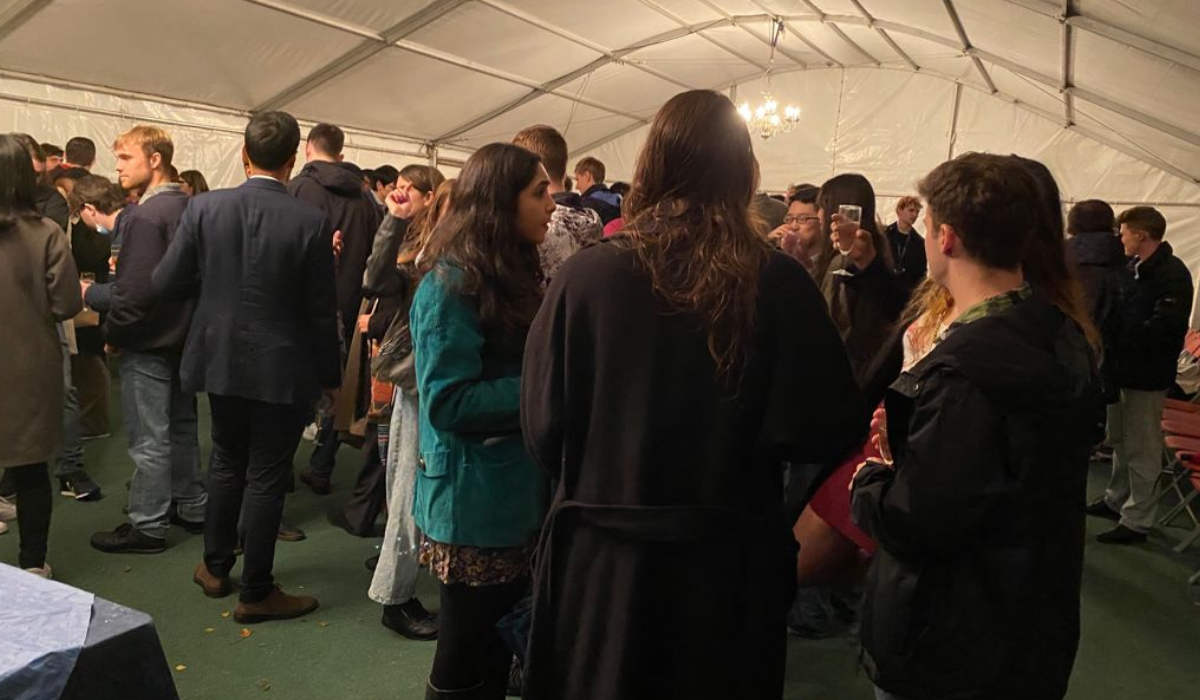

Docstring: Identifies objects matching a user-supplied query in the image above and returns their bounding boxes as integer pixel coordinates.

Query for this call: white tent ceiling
[1,0,1198,180]
[3,0,1200,278]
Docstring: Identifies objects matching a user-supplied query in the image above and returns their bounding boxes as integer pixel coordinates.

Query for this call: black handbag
[371,314,417,393]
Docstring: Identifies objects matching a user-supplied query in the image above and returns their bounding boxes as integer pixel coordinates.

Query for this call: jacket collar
[1133,241,1174,279]
[241,177,288,194]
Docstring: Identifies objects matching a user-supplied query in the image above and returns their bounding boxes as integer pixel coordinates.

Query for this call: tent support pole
[949,82,962,160]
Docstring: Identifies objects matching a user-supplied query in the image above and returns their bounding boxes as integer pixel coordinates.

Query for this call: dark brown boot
[233,587,319,624]
[193,562,232,598]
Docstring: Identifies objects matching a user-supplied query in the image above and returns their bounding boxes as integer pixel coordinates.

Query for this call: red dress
[808,439,879,553]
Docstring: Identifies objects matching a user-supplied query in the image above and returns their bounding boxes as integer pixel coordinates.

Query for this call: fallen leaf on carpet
[175,665,187,672]
[240,628,253,638]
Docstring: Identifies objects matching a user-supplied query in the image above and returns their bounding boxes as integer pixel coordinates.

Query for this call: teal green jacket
[409,264,548,548]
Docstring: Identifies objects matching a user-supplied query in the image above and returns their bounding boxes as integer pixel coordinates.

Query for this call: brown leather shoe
[193,562,232,598]
[234,587,319,624]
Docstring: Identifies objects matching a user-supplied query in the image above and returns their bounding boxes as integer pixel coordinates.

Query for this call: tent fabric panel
[582,122,649,187]
[277,0,438,32]
[452,93,638,152]
[833,70,956,194]
[625,32,764,87]
[1072,30,1200,142]
[638,0,724,24]
[406,2,603,83]
[954,0,1062,80]
[790,22,878,67]
[556,63,690,120]
[986,63,1070,121]
[282,48,531,140]
[492,0,680,49]
[1075,0,1200,61]
[0,0,364,110]
[835,23,911,67]
[856,0,960,40]
[1071,101,1200,190]
[700,23,803,69]
[954,87,1200,204]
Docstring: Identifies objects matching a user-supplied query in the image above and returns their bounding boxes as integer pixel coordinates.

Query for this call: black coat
[824,254,907,385]
[885,223,927,298]
[35,185,69,233]
[288,161,382,339]
[852,295,1096,700]
[1107,242,1193,391]
[152,178,341,407]
[521,241,864,700]
[100,189,194,353]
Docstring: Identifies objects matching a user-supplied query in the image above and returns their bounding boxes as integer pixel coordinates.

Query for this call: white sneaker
[24,563,52,579]
[0,520,7,535]
[0,495,15,522]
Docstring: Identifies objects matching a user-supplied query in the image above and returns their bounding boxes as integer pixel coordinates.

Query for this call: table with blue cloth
[0,564,179,700]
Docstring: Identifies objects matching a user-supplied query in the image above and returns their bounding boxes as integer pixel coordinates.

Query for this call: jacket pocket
[418,450,452,478]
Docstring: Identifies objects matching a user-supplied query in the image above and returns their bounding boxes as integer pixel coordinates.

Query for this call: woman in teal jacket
[409,142,556,700]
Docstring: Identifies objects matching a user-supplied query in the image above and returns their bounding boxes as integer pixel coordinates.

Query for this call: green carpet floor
[3,390,1200,699]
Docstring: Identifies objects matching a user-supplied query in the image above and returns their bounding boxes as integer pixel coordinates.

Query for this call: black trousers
[5,463,51,569]
[204,395,305,603]
[339,435,387,535]
[431,578,526,698]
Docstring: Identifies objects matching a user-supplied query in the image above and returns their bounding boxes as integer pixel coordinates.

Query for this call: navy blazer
[152,178,341,407]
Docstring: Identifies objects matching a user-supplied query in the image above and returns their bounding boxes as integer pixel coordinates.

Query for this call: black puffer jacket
[852,295,1096,700]
[288,161,381,339]
[1108,241,1194,391]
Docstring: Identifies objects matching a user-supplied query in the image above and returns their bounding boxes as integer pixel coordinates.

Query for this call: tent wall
[0,73,466,188]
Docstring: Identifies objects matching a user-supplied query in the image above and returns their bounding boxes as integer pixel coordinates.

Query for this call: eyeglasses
[784,215,820,225]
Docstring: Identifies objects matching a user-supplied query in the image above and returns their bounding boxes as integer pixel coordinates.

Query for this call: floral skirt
[419,538,534,587]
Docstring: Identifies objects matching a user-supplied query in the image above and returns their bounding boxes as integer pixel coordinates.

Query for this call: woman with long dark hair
[521,90,865,700]
[817,173,905,383]
[409,143,554,699]
[0,134,84,576]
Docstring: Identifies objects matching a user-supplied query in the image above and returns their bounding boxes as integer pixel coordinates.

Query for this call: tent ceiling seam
[249,0,468,114]
[847,0,919,70]
[0,0,55,44]
[747,1,841,67]
[942,0,998,93]
[477,0,696,90]
[1062,0,1076,125]
[695,0,811,67]
[634,1,768,72]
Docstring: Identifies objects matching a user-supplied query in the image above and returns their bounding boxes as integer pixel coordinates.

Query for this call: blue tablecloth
[0,564,93,700]
[0,564,179,700]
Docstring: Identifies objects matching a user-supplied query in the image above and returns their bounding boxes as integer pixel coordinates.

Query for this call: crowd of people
[0,86,1194,700]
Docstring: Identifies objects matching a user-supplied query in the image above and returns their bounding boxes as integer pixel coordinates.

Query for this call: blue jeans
[55,325,84,479]
[121,351,206,538]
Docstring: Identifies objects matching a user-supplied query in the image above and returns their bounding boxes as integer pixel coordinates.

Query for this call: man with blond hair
[85,125,206,554]
[885,195,926,299]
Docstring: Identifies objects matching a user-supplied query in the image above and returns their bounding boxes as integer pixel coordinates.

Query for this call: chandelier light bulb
[741,91,803,140]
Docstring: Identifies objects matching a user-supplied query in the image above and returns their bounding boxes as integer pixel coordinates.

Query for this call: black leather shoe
[91,523,166,554]
[1097,524,1148,544]
[382,598,438,641]
[365,554,379,571]
[1085,499,1121,522]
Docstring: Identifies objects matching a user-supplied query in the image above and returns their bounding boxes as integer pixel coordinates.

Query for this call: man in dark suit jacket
[153,111,341,623]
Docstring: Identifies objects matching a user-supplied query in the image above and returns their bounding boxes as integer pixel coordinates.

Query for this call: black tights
[7,463,51,569]
[430,578,526,699]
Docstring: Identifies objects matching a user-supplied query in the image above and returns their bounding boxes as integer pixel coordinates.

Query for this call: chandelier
[738,19,801,140]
